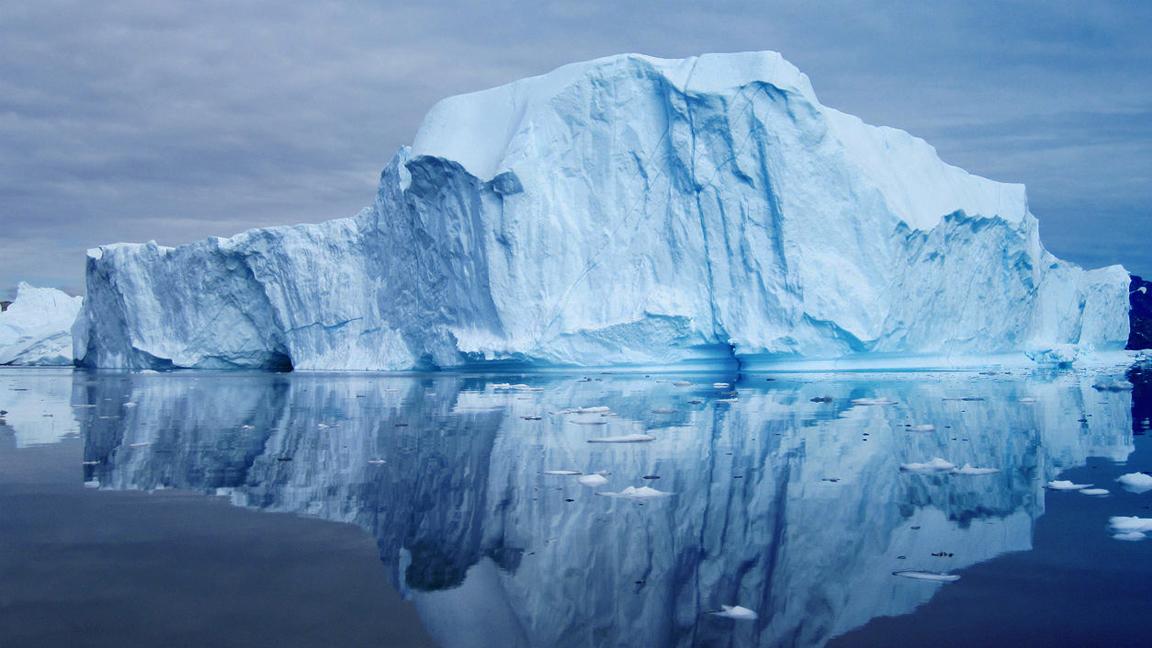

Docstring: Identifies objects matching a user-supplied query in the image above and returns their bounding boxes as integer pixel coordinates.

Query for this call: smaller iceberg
[900,458,956,473]
[1116,472,1152,494]
[0,283,82,366]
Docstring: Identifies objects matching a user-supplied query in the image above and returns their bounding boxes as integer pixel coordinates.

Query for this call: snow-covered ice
[0,283,82,366]
[1116,472,1152,493]
[952,464,1000,476]
[74,51,1132,371]
[597,486,673,499]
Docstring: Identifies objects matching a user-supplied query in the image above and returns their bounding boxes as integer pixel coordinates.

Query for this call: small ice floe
[852,398,895,406]
[587,434,656,443]
[571,406,611,414]
[1109,516,1152,541]
[123,402,137,408]
[673,381,693,387]
[128,442,152,448]
[83,480,100,489]
[951,464,999,476]
[367,458,387,465]
[543,470,582,476]
[900,458,956,473]
[1092,379,1133,392]
[577,474,609,488]
[709,605,757,621]
[716,398,739,403]
[81,460,100,466]
[713,382,730,389]
[317,423,331,429]
[1046,480,1092,491]
[892,570,960,583]
[597,486,672,499]
[1018,397,1038,404]
[512,384,544,392]
[910,424,936,432]
[491,383,513,390]
[1080,488,1110,496]
[1117,472,1152,494]
[240,424,255,430]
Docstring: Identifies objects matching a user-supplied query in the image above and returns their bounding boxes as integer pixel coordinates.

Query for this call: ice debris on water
[597,486,672,499]
[951,464,1000,476]
[587,434,656,443]
[900,458,955,473]
[577,474,609,488]
[543,470,582,476]
[1109,516,1152,541]
[1116,472,1152,494]
[1080,488,1109,496]
[910,424,935,432]
[709,605,757,621]
[712,383,730,389]
[892,570,960,583]
[1046,480,1093,491]
[852,398,896,406]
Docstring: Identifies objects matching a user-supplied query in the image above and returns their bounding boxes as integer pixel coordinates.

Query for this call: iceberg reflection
[76,370,1135,647]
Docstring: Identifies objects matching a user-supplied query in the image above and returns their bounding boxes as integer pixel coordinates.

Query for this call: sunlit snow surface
[3,365,1151,646]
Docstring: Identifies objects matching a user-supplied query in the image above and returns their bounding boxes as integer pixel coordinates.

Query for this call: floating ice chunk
[577,474,609,488]
[368,458,387,465]
[83,480,100,489]
[716,398,738,403]
[852,398,896,406]
[1018,397,1038,404]
[900,457,955,473]
[712,383,730,389]
[571,406,611,414]
[672,381,692,387]
[1113,531,1147,541]
[1080,488,1110,496]
[597,486,672,499]
[127,442,151,448]
[1109,517,1152,537]
[893,570,960,582]
[1092,379,1134,392]
[952,464,999,476]
[910,424,935,432]
[587,434,656,443]
[543,470,582,476]
[709,605,757,620]
[1117,472,1152,494]
[1047,480,1092,491]
[123,402,137,408]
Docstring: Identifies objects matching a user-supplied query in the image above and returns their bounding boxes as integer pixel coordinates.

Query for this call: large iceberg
[0,283,82,366]
[76,51,1130,371]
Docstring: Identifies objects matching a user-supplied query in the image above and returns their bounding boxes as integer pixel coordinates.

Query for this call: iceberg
[0,283,83,366]
[75,51,1131,371]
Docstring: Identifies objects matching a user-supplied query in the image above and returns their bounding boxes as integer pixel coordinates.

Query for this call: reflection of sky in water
[1,367,1147,646]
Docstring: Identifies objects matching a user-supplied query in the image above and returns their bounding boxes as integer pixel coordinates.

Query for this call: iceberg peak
[75,51,1130,371]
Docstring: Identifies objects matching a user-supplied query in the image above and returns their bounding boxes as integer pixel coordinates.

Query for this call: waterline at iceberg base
[75,51,1130,372]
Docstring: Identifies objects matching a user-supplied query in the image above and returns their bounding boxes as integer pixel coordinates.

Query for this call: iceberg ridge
[76,51,1130,371]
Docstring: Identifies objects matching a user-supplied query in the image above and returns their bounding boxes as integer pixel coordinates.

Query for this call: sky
[1,0,1149,298]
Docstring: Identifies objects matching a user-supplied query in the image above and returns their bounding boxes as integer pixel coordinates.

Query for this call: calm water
[1,366,1150,647]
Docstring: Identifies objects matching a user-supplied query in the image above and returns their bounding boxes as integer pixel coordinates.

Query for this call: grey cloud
[1,0,1149,298]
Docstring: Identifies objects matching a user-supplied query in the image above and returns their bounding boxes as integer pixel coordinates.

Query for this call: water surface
[1,366,1150,647]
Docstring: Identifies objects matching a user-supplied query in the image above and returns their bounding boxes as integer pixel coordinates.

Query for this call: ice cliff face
[76,51,1130,371]
[0,283,82,366]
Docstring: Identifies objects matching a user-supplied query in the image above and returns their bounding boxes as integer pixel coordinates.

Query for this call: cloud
[1,0,1149,297]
